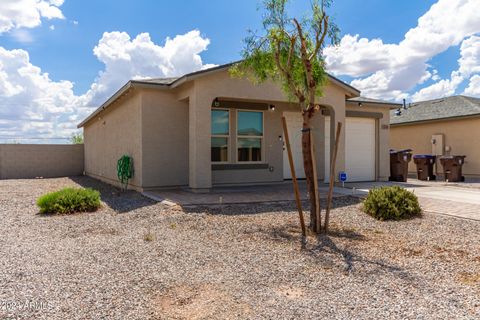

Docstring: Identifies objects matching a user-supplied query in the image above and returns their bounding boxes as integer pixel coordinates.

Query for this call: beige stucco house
[390,95,480,177]
[78,63,398,191]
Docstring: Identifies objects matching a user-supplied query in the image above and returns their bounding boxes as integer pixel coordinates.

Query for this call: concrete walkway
[143,181,344,206]
[337,179,480,221]
[143,179,480,221]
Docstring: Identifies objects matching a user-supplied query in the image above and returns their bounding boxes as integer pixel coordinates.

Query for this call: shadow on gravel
[182,197,361,216]
[68,176,157,213]
[310,235,412,279]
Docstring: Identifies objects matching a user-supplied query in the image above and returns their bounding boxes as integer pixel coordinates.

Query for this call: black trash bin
[389,149,412,182]
[439,155,466,182]
[413,155,436,181]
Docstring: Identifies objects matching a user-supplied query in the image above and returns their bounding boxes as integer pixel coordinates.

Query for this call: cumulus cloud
[411,34,480,100]
[325,0,480,101]
[84,30,213,106]
[0,30,214,142]
[0,0,65,33]
[464,74,480,96]
[0,47,80,142]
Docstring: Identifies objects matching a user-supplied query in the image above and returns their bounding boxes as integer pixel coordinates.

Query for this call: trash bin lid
[439,155,466,159]
[390,149,412,154]
[413,154,435,159]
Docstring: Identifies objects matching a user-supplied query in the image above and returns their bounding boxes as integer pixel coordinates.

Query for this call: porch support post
[188,89,212,190]
[333,102,346,179]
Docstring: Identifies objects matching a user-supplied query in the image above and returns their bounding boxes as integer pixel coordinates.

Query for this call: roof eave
[327,74,360,98]
[77,81,171,128]
[390,113,480,126]
[78,62,362,128]
[347,99,402,109]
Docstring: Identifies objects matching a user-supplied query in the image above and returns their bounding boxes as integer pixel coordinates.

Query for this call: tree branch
[293,18,316,110]
[274,39,305,102]
[309,14,329,60]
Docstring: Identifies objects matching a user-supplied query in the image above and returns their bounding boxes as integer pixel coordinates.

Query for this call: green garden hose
[117,155,133,191]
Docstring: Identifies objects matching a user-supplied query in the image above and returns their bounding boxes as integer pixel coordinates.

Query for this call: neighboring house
[390,95,480,177]
[78,63,399,191]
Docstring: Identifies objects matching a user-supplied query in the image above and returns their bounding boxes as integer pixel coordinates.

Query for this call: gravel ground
[0,177,479,320]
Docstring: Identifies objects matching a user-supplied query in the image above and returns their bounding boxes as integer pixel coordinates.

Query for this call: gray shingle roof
[390,95,480,125]
[347,96,402,106]
[134,77,179,85]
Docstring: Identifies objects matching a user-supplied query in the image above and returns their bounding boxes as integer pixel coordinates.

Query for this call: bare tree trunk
[301,109,319,232]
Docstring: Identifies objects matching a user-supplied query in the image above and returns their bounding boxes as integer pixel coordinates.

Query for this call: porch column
[332,102,346,179]
[188,90,213,190]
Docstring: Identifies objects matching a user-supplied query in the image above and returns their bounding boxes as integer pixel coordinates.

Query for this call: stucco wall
[390,117,480,176]
[0,144,84,179]
[83,90,143,190]
[141,89,189,188]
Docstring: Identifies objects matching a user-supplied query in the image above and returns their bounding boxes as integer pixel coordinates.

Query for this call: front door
[283,112,305,179]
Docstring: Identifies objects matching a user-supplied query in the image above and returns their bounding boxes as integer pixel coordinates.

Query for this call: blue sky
[0,0,479,142]
[2,0,438,94]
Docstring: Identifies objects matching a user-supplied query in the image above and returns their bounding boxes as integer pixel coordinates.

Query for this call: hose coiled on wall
[117,155,133,191]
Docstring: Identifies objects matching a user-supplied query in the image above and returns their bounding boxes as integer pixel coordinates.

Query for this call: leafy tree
[71,133,84,144]
[231,0,339,233]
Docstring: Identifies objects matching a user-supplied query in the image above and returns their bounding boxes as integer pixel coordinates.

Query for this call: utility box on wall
[431,134,444,156]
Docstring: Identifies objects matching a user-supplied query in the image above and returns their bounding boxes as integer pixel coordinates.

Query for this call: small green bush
[37,187,101,214]
[362,186,421,221]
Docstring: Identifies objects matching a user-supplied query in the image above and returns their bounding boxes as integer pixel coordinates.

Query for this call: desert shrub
[362,186,421,221]
[37,187,101,214]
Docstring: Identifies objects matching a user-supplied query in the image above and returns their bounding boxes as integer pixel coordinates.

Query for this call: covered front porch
[184,71,347,191]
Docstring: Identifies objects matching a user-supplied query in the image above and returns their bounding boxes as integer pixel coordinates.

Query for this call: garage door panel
[325,117,376,182]
[346,118,376,182]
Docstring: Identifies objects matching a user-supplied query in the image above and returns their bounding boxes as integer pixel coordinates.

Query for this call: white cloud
[458,35,480,77]
[411,34,480,100]
[84,30,213,106]
[0,47,80,142]
[49,25,55,31]
[10,29,34,43]
[464,74,480,96]
[0,0,65,33]
[325,0,480,101]
[0,30,214,142]
[412,72,464,101]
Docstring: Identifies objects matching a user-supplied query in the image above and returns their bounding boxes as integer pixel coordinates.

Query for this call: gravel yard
[0,177,479,319]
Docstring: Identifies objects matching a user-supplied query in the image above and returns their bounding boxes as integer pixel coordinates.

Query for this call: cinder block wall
[0,144,84,179]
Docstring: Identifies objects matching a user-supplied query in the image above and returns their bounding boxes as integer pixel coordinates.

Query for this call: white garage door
[325,117,376,182]
[283,112,306,179]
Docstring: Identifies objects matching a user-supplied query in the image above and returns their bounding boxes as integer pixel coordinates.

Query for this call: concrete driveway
[338,179,480,221]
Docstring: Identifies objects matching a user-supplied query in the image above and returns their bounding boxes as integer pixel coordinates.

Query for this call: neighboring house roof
[78,62,361,128]
[390,95,480,125]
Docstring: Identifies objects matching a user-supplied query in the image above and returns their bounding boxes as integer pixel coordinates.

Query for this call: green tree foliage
[231,0,339,233]
[71,133,84,144]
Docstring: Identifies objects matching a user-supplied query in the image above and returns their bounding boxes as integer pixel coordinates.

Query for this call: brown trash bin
[413,155,436,181]
[440,155,466,182]
[389,149,412,182]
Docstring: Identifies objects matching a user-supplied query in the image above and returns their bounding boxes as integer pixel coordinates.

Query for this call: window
[211,109,229,162]
[237,111,263,162]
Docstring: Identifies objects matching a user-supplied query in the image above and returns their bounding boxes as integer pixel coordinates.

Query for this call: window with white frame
[237,111,263,162]
[211,109,230,162]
